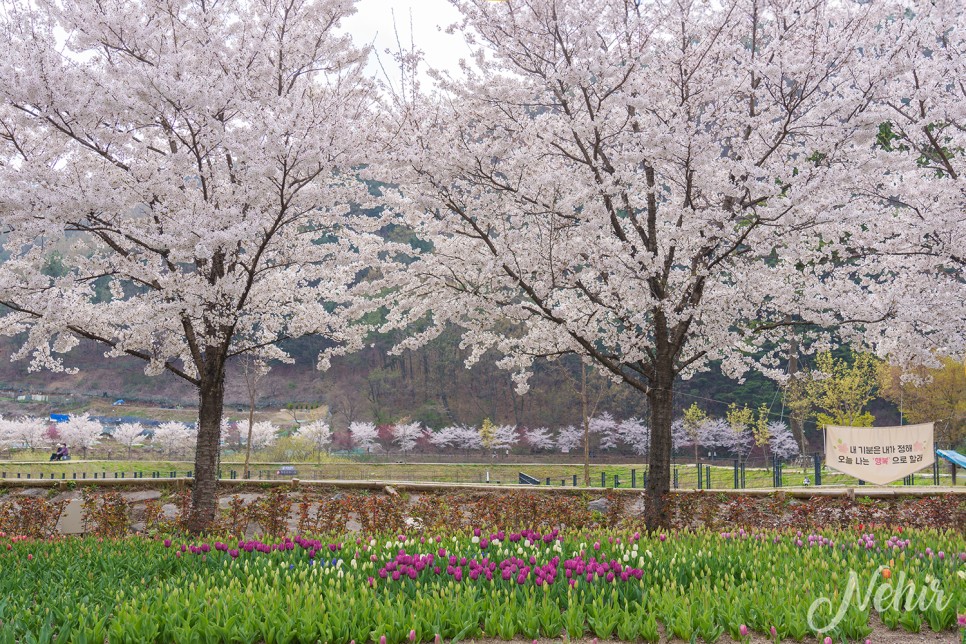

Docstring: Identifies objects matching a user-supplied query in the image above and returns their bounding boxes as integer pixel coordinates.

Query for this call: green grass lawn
[0,458,959,489]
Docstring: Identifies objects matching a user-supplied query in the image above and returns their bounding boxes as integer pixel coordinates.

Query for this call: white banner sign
[825,423,934,485]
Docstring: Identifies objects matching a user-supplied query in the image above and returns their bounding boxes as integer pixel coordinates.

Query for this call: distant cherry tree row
[0,411,798,461]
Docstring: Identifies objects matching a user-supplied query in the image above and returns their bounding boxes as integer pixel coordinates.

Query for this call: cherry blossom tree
[0,416,51,452]
[451,425,483,453]
[382,0,958,528]
[151,422,194,459]
[391,422,422,455]
[111,422,146,459]
[61,414,103,458]
[849,3,966,369]
[698,418,735,455]
[617,418,650,457]
[522,427,554,452]
[0,417,11,450]
[0,0,386,531]
[299,420,333,462]
[671,420,692,453]
[237,421,279,451]
[349,421,379,454]
[590,413,620,451]
[768,421,801,462]
[489,424,519,455]
[555,425,582,454]
[424,425,458,451]
[729,424,755,461]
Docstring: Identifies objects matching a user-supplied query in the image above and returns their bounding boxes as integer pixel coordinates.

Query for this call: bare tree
[241,357,269,480]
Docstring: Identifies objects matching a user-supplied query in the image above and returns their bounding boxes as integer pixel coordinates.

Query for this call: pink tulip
[409,630,416,642]
[380,636,387,644]
[739,624,748,637]
[824,638,833,644]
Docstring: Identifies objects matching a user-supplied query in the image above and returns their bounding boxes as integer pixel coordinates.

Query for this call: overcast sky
[343,0,469,75]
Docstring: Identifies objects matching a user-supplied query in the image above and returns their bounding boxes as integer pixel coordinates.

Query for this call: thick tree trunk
[188,370,226,533]
[644,363,674,531]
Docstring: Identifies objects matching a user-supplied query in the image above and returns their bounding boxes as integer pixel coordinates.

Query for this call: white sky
[343,0,470,76]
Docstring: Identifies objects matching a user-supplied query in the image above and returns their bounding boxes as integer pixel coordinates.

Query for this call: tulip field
[1,525,964,643]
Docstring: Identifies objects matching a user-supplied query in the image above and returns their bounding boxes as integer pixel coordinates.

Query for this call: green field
[0,458,959,489]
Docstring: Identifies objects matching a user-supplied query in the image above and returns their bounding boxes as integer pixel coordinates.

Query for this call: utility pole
[582,364,590,487]
[787,332,806,459]
[242,357,269,479]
